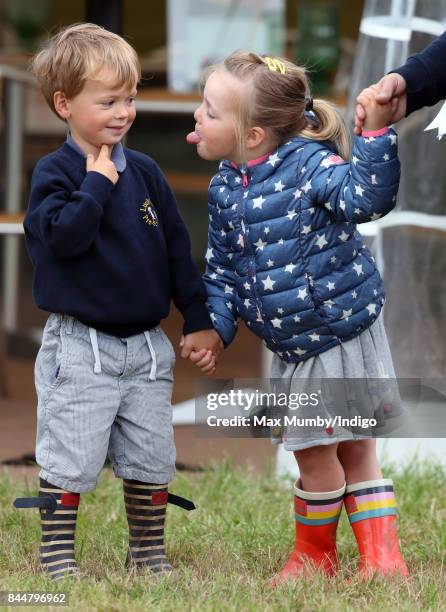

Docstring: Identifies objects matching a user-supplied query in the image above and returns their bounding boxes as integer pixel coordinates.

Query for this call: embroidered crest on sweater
[140,198,158,226]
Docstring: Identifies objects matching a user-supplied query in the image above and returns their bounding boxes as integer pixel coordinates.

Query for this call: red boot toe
[270,481,345,586]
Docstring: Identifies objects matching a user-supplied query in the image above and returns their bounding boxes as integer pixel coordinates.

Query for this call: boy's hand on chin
[86,144,119,184]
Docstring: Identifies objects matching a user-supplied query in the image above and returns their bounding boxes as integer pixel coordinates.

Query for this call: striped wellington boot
[123,480,173,575]
[271,481,345,585]
[14,479,80,580]
[344,478,408,578]
[39,480,80,580]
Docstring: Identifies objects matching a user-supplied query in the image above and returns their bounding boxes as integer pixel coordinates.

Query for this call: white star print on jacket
[203,130,399,361]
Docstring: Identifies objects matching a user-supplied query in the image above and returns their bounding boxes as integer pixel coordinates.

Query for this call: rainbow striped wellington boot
[344,478,409,578]
[123,480,177,575]
[14,478,80,580]
[271,481,345,585]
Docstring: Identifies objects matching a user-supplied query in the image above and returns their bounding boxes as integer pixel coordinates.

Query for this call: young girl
[186,52,408,583]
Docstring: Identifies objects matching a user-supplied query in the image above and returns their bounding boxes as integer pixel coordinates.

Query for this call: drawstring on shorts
[144,331,157,381]
[89,327,102,374]
[88,326,157,381]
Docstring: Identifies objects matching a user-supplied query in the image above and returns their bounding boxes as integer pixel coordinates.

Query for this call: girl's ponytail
[299,98,351,160]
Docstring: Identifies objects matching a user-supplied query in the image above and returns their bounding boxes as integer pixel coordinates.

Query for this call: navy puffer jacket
[203,130,399,362]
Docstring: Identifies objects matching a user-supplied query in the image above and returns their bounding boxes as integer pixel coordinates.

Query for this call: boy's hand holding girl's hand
[180,329,224,376]
[86,144,119,184]
[356,84,399,132]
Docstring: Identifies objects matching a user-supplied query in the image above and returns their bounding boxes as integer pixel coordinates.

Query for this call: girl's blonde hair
[213,51,350,162]
[31,23,141,116]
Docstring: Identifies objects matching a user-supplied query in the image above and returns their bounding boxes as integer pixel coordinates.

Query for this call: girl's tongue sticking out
[186,131,201,144]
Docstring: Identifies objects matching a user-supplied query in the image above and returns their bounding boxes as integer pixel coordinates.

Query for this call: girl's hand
[356,85,396,132]
[354,73,407,135]
[189,348,217,376]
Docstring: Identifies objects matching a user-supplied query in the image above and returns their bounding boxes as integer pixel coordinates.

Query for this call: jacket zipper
[238,168,272,335]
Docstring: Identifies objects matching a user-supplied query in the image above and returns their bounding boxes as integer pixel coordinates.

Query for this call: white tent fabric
[347,0,446,377]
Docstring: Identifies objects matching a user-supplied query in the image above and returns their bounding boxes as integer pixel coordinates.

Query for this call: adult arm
[354,31,446,134]
[393,30,446,116]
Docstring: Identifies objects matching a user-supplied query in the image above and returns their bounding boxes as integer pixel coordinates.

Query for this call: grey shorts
[35,314,176,493]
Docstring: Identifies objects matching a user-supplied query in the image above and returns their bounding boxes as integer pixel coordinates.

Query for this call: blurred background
[0,0,445,473]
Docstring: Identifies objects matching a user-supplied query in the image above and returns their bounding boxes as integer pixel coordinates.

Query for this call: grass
[0,460,445,611]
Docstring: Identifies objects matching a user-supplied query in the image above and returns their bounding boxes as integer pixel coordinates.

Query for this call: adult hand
[86,144,119,184]
[354,73,407,135]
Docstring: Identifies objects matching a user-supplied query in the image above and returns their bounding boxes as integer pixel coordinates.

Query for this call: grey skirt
[269,315,404,451]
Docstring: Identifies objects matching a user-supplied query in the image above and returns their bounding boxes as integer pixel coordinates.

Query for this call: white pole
[3,81,25,333]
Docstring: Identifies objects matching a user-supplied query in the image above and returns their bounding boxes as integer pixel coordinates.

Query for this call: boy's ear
[53,91,70,120]
[246,126,266,150]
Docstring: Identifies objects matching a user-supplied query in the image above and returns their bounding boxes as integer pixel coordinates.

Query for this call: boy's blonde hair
[210,51,350,162]
[31,23,141,115]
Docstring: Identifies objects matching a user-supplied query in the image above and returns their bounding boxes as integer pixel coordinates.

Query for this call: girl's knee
[338,438,376,464]
[294,444,338,470]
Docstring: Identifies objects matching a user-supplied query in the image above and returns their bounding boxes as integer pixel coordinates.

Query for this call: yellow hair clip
[264,57,286,74]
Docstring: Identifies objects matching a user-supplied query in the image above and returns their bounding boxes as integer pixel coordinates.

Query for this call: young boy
[14,23,222,581]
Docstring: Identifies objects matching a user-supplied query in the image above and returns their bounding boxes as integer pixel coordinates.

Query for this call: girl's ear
[53,91,70,120]
[246,126,266,150]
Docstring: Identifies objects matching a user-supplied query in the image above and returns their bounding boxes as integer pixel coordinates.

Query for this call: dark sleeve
[24,160,114,260]
[392,30,446,116]
[151,164,213,336]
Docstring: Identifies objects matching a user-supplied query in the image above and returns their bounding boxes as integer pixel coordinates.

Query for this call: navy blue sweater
[394,30,446,116]
[24,143,213,337]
